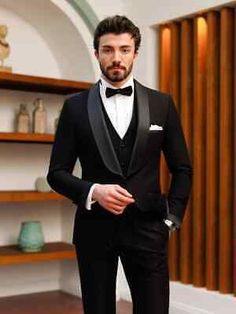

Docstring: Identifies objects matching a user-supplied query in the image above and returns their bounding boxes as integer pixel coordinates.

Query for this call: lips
[109,67,125,71]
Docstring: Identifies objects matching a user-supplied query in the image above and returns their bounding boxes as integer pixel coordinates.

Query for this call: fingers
[103,199,128,214]
[107,192,134,206]
[115,185,133,198]
[111,185,135,204]
[92,184,135,215]
[109,198,132,207]
[106,204,126,215]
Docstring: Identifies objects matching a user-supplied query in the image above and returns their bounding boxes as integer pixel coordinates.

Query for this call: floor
[0,290,132,314]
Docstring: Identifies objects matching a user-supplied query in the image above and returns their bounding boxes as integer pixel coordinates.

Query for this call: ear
[94,50,99,60]
[134,51,138,60]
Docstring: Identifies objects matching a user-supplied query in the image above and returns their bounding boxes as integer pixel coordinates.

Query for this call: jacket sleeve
[47,99,93,207]
[162,95,193,227]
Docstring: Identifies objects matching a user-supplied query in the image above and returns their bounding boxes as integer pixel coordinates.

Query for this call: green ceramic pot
[18,221,44,252]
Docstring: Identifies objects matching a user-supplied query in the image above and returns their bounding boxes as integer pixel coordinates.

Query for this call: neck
[101,74,132,88]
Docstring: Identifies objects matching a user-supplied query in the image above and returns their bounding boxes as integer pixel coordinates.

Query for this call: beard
[99,61,133,83]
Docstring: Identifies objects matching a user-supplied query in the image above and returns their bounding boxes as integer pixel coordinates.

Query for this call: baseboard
[118,276,236,314]
[170,282,236,314]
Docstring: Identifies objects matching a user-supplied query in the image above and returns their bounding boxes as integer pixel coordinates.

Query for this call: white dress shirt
[85,76,134,209]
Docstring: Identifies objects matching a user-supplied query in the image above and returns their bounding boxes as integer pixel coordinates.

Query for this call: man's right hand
[92,184,135,215]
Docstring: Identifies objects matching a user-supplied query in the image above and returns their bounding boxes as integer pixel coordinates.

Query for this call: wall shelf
[0,132,54,144]
[0,72,93,94]
[0,72,89,300]
[0,191,66,202]
[0,242,76,265]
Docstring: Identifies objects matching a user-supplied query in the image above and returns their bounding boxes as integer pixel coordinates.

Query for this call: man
[47,15,192,314]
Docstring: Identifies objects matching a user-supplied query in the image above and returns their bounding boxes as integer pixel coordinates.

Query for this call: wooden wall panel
[219,7,234,294]
[179,19,193,284]
[192,16,207,287]
[168,22,181,281]
[205,11,220,291]
[234,8,236,297]
[158,4,235,295]
[170,22,181,105]
[158,26,171,197]
[158,25,171,93]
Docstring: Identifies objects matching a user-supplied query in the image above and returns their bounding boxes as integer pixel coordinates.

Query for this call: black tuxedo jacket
[47,80,192,244]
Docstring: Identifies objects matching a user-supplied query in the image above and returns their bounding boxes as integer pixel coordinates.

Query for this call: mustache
[107,63,126,70]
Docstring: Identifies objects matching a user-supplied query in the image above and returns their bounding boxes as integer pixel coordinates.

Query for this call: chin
[110,76,125,82]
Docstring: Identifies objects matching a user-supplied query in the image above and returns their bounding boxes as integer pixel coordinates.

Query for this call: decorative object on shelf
[16,103,30,133]
[35,176,51,192]
[54,109,61,133]
[18,221,44,252]
[0,25,12,72]
[33,98,47,134]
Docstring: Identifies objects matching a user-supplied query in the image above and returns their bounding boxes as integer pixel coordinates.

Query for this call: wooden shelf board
[0,191,66,202]
[0,72,93,94]
[0,242,76,265]
[0,132,54,143]
[0,291,131,314]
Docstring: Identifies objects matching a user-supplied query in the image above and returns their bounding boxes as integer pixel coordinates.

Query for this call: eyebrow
[101,45,132,48]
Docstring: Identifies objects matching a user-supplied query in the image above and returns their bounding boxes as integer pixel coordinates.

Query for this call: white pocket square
[149,124,163,131]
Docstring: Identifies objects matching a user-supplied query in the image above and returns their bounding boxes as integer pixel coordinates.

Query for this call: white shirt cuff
[85,184,98,210]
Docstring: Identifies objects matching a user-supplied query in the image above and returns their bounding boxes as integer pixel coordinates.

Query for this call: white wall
[88,0,126,19]
[126,0,233,25]
[0,5,60,77]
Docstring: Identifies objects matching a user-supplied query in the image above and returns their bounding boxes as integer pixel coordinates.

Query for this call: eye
[101,47,112,54]
[121,47,131,54]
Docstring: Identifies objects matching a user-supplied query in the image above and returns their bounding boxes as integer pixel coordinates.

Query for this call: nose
[112,50,122,63]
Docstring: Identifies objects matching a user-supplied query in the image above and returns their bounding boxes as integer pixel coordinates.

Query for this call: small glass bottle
[33,98,47,134]
[16,103,30,133]
[54,109,61,133]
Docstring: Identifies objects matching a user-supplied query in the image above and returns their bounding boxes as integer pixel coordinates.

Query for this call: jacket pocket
[137,192,168,219]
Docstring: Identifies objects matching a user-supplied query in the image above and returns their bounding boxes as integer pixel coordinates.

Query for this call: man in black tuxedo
[47,15,192,314]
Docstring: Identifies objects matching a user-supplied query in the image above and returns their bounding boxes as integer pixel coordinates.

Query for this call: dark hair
[93,15,141,53]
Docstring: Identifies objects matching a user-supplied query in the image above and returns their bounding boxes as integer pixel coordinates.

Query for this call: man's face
[95,33,137,86]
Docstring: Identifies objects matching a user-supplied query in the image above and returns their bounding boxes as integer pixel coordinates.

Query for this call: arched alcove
[0,0,99,81]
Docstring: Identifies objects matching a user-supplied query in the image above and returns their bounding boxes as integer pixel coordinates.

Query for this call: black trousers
[75,207,169,314]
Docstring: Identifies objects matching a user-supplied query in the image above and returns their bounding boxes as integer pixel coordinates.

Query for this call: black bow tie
[105,86,133,98]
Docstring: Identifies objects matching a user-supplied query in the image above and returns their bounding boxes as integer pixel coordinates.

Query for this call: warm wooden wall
[158,6,235,294]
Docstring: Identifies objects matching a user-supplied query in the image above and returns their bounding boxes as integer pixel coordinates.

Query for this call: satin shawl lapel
[127,80,150,177]
[87,82,123,177]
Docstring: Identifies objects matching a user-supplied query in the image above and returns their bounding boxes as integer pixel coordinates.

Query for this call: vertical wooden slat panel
[159,25,171,93]
[205,11,220,291]
[168,22,181,281]
[192,16,207,287]
[170,22,181,106]
[219,7,234,294]
[180,19,193,284]
[158,26,171,204]
[234,8,236,297]
[158,4,235,296]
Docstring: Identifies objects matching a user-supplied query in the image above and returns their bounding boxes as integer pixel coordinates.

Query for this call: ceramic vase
[18,221,44,252]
